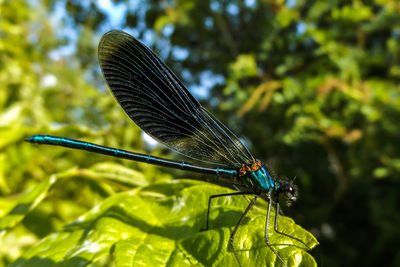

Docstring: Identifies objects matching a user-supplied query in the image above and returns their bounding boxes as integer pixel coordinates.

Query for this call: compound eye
[285,185,295,197]
[283,184,297,205]
[289,186,294,193]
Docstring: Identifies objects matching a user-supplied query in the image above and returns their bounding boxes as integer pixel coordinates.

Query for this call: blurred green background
[1,0,399,266]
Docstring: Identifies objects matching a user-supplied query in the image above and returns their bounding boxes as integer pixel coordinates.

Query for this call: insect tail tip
[25,136,38,143]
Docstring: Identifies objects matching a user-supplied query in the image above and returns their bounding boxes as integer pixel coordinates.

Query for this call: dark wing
[98,30,253,168]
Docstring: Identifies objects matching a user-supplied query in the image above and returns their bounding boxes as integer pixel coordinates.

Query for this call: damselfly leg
[205,191,255,230]
[273,202,311,250]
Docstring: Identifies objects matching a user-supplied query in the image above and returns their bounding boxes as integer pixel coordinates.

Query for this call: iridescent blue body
[27,135,238,179]
[28,135,279,194]
[244,165,277,194]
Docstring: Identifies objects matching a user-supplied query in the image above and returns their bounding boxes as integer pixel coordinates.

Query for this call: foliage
[1,0,400,266]
[7,179,317,267]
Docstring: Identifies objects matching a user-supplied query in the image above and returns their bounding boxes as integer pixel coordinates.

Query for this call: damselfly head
[278,178,298,206]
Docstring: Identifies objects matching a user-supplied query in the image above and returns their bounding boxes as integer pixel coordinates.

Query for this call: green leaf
[11,180,318,266]
[0,162,150,236]
[87,162,150,187]
[0,174,57,234]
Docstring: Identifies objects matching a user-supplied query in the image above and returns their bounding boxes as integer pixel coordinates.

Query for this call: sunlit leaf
[10,180,318,267]
[0,175,57,234]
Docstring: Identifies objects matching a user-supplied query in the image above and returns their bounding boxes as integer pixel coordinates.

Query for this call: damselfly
[27,30,311,266]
